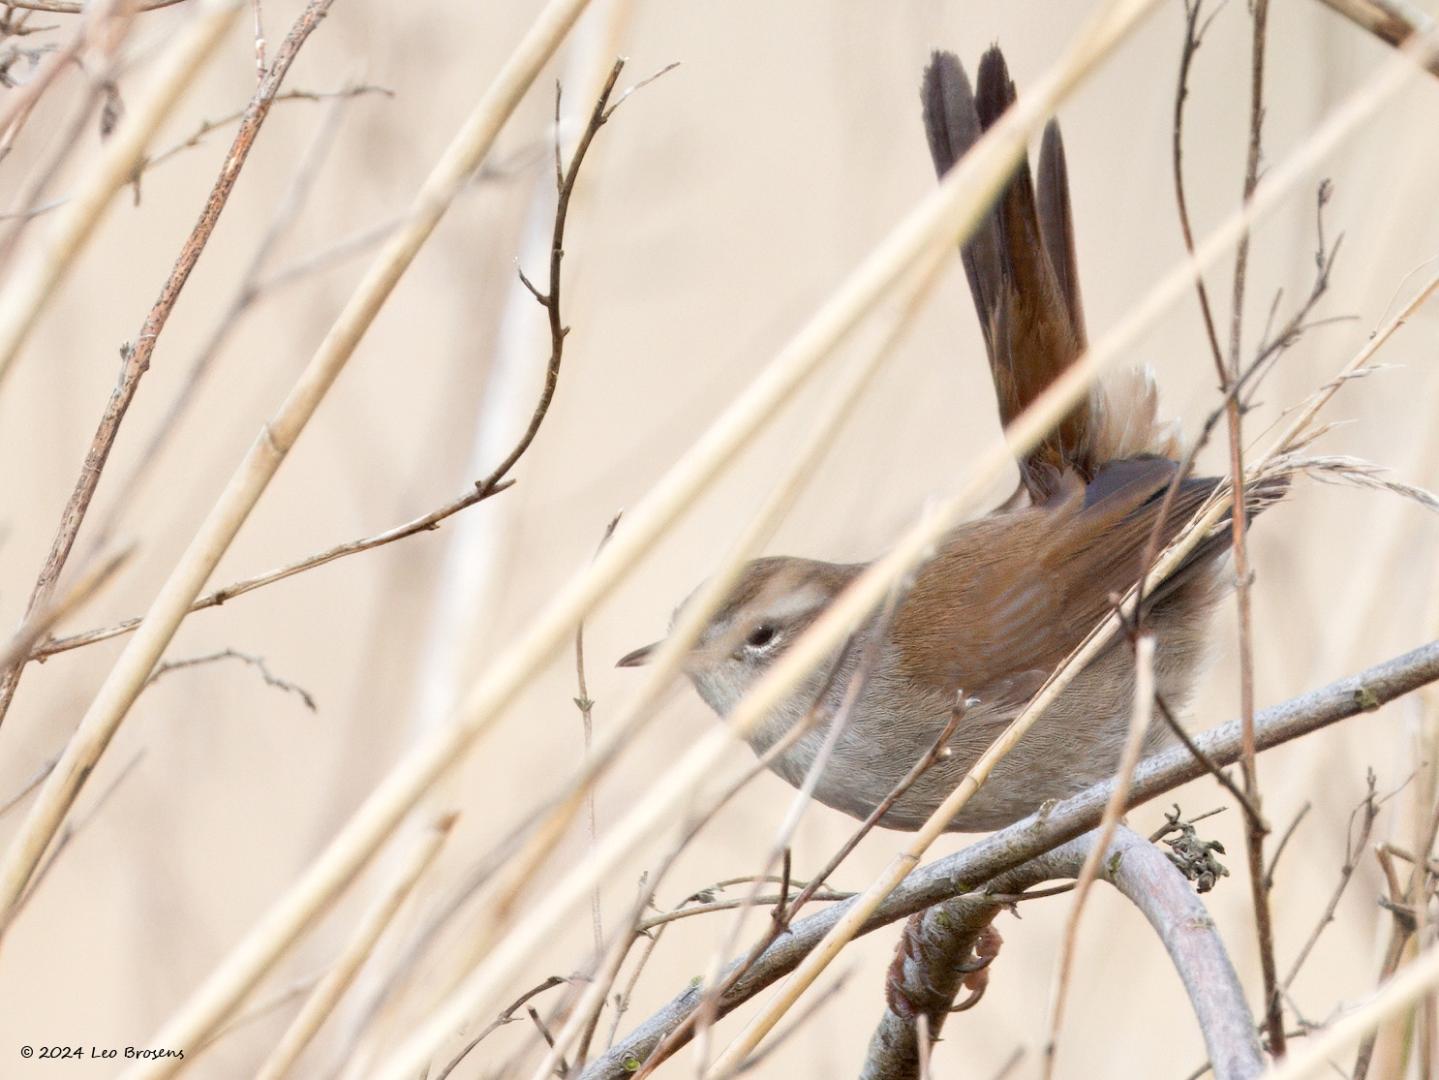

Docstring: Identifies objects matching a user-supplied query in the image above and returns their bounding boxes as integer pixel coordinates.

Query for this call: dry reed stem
[435,10,1434,1075]
[252,814,455,1080]
[367,5,1181,1077]
[1,0,595,1055]
[1264,945,1439,1080]
[32,480,518,660]
[126,14,1432,1080]
[161,11,1112,1075]
[702,23,1439,1077]
[0,547,129,676]
[0,0,344,730]
[1042,633,1156,1078]
[590,641,1439,1078]
[1317,0,1439,76]
[0,0,242,390]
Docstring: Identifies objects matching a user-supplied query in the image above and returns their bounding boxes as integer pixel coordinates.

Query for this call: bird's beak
[616,641,661,668]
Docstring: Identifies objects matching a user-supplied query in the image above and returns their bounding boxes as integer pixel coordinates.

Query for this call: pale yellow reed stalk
[0,0,597,946]
[704,25,1439,1075]
[1042,633,1155,1078]
[365,4,1173,1078]
[0,0,243,389]
[520,252,952,1080]
[117,2,1127,1073]
[1263,946,1439,1080]
[253,814,453,1080]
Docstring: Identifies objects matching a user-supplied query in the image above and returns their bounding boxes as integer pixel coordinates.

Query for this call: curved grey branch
[860,840,1082,1080]
[1098,829,1264,1079]
[581,639,1439,1079]
[860,828,1261,1080]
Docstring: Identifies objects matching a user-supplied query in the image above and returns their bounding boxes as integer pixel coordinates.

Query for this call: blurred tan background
[0,1,1437,1076]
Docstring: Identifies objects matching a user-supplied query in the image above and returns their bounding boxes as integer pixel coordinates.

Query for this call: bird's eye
[745,624,778,650]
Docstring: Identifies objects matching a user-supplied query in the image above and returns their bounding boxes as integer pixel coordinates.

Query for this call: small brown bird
[619,47,1283,832]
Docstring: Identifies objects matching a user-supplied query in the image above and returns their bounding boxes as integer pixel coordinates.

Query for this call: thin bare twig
[1264,801,1312,890]
[586,640,1439,1078]
[636,694,971,1079]
[2,0,185,11]
[1227,0,1285,1056]
[145,649,318,712]
[575,513,622,959]
[432,976,570,1080]
[0,0,341,730]
[100,86,368,523]
[1283,772,1380,990]
[0,85,392,225]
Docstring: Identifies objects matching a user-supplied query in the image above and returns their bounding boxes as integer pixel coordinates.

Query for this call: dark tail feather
[920,50,1002,362]
[1036,122,1085,350]
[920,47,1093,499]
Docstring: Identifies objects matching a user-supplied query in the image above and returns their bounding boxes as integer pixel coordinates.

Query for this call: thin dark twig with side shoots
[371,52,645,971]
[1168,4,1338,1053]
[1131,175,1339,830]
[588,640,1439,1079]
[1172,0,1229,386]
[0,0,342,731]
[636,696,972,1079]
[145,649,318,712]
[576,513,622,959]
[34,479,516,660]
[1227,1,1285,1057]
[26,83,633,664]
[324,63,666,1076]
[1282,771,1379,990]
[506,60,633,498]
[431,976,569,1080]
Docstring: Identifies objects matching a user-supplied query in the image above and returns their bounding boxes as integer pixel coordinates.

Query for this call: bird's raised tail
[920,47,1179,499]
